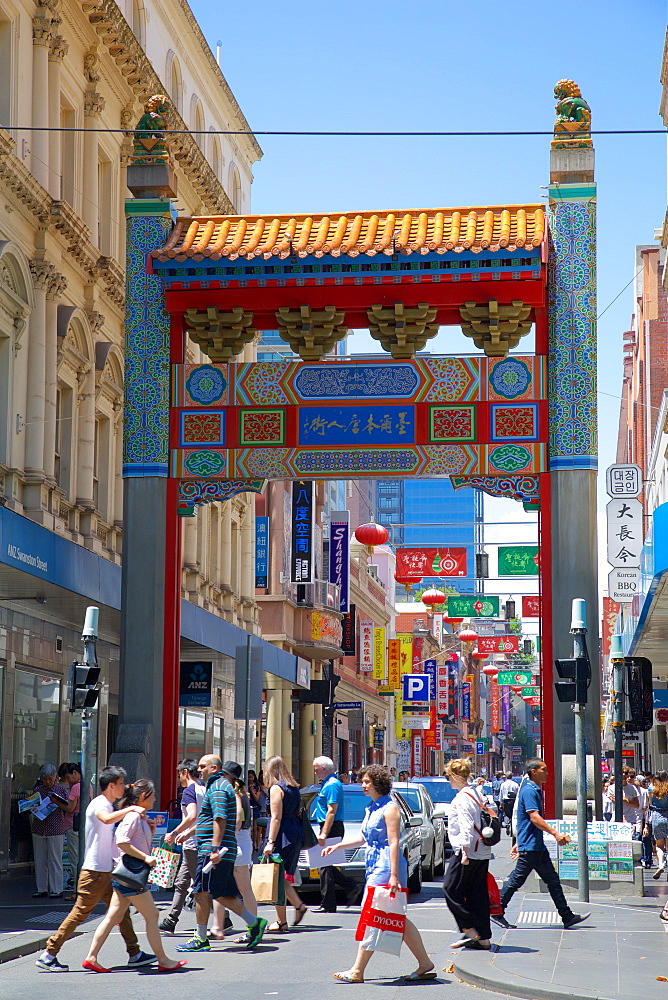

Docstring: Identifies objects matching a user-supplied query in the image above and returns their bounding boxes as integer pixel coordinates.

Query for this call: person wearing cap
[176,755,267,953]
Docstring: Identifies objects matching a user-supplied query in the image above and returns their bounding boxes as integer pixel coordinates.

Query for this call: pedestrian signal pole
[609,636,625,823]
[70,606,100,878]
[554,598,590,903]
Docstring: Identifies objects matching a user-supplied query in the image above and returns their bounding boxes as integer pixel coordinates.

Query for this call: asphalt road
[2,835,521,999]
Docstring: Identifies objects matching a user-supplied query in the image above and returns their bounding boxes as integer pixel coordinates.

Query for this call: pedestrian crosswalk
[515,911,562,924]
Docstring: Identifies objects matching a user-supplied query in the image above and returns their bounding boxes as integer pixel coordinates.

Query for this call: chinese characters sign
[447,596,500,618]
[396,547,467,579]
[342,604,356,655]
[360,620,374,672]
[300,405,414,445]
[606,463,642,498]
[388,639,401,688]
[373,627,386,680]
[477,635,519,654]
[522,595,541,617]
[290,481,313,583]
[606,498,642,567]
[498,545,539,576]
[255,515,269,588]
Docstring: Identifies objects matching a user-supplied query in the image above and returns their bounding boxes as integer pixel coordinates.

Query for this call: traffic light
[67,662,100,711]
[554,656,588,705]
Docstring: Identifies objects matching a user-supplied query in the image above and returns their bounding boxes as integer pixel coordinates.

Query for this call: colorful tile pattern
[451,475,540,503]
[547,186,597,470]
[239,409,285,445]
[177,479,265,516]
[491,404,538,441]
[429,406,476,442]
[180,411,225,446]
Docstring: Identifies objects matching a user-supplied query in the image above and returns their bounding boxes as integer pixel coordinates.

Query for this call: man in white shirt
[608,769,639,825]
[500,774,519,831]
[36,766,156,973]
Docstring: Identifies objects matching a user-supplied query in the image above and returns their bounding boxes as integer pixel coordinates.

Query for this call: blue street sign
[476,741,485,755]
[334,701,364,710]
[402,674,431,702]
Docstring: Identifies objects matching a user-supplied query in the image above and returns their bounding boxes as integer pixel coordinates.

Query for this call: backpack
[505,782,518,801]
[464,789,502,847]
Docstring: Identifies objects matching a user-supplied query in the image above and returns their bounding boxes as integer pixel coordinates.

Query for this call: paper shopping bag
[250,855,285,904]
[148,843,180,889]
[355,885,407,956]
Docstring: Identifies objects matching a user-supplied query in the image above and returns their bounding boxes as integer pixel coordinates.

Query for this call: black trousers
[500,850,574,922]
[442,851,491,941]
[319,820,357,910]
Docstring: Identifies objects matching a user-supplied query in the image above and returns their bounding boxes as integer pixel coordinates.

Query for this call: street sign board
[447,596,500,618]
[402,716,431,730]
[475,741,485,755]
[608,567,641,604]
[334,701,363,710]
[606,498,642,568]
[497,670,533,686]
[403,674,431,702]
[606,463,642,498]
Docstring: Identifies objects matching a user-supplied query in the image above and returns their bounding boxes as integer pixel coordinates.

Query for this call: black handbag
[300,807,318,850]
[112,853,151,893]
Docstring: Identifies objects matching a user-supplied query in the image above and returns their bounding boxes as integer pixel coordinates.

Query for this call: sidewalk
[453,879,668,1000]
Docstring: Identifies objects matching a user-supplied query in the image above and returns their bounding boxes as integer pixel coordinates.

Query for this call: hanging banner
[424,659,437,699]
[373,627,386,680]
[388,639,401,688]
[448,662,458,722]
[329,510,350,612]
[255,516,269,589]
[522,595,541,618]
[341,604,356,655]
[436,663,449,716]
[290,480,314,583]
[432,612,443,645]
[359,620,374,672]
[498,545,539,576]
[412,735,423,776]
[412,636,424,673]
[447,596,500,618]
[397,633,413,675]
[501,685,511,732]
[490,677,500,731]
[477,635,519,654]
[602,597,621,657]
[425,707,437,747]
[461,682,471,722]
[396,546,467,579]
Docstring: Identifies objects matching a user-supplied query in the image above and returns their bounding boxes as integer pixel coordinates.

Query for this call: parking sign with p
[402,674,431,702]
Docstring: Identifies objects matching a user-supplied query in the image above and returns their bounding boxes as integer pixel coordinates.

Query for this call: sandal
[660,910,668,922]
[403,970,437,981]
[333,972,364,983]
[267,921,289,933]
[293,904,308,926]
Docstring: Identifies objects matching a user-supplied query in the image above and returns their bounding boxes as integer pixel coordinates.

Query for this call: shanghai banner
[396,547,467,579]
[328,511,350,612]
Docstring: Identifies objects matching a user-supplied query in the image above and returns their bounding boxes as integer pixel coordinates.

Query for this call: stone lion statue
[552,79,591,148]
[132,94,173,165]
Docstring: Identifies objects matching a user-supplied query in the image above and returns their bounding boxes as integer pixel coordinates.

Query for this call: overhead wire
[4,126,668,137]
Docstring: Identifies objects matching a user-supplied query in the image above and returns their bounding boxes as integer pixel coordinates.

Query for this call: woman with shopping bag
[323,765,435,984]
[261,756,308,932]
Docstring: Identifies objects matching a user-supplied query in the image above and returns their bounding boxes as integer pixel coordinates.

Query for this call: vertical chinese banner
[448,661,458,721]
[397,633,413,675]
[490,678,500,731]
[395,693,409,740]
[373,627,386,680]
[461,682,471,721]
[432,613,443,645]
[601,597,620,657]
[328,511,350,612]
[359,621,374,672]
[290,481,314,583]
[388,639,401,688]
[412,636,424,673]
[501,685,511,732]
[341,604,356,655]
[436,664,449,716]
[255,515,269,588]
[412,734,423,777]
[425,706,437,747]
[424,658,437,700]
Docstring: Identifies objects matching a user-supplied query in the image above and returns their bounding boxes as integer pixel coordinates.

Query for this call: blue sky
[191,0,666,527]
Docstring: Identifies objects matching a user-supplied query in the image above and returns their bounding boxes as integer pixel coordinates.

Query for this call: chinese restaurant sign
[255,515,269,588]
[396,547,467,579]
[360,621,374,672]
[290,480,313,584]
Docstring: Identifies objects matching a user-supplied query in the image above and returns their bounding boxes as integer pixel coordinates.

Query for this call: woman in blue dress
[323,765,435,983]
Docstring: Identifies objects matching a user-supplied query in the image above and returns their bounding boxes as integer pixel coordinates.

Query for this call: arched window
[211,133,222,180]
[131,0,146,48]
[228,163,242,212]
[192,98,205,152]
[167,51,183,116]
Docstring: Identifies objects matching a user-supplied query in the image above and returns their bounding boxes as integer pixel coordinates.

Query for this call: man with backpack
[499,773,518,832]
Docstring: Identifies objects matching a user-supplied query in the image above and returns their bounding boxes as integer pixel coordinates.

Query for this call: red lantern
[395,573,421,600]
[458,624,478,644]
[510,684,523,693]
[354,521,389,555]
[421,587,447,608]
[445,617,463,626]
[471,648,487,660]
[482,663,499,676]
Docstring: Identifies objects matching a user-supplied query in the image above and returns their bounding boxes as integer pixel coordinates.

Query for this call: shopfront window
[179,709,206,760]
[10,669,61,864]
[212,717,224,759]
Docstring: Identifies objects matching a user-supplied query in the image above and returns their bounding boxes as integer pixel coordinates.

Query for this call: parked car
[414,778,458,853]
[392,781,446,880]
[297,783,423,895]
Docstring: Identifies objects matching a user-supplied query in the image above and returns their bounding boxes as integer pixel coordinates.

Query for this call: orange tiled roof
[153,205,545,262]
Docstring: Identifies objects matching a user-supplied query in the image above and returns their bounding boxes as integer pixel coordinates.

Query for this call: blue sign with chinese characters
[424,659,437,700]
[290,481,314,584]
[298,405,415,446]
[255,516,269,588]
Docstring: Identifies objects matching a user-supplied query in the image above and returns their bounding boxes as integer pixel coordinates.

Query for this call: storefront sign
[522,595,541,617]
[359,621,374,672]
[328,511,350,612]
[396,633,413,675]
[388,639,401,688]
[606,463,642,498]
[501,684,511,732]
[498,545,539,576]
[477,635,519,654]
[521,686,540,698]
[404,716,430,730]
[311,611,342,645]
[432,612,443,645]
[461,682,471,721]
[602,597,621,657]
[373,727,385,748]
[490,677,500,731]
[448,662,457,722]
[412,735,423,776]
[424,659,437,699]
[396,740,411,769]
[447,596,500,618]
[341,604,356,655]
[290,481,314,584]
[373,627,386,680]
[179,661,212,707]
[396,547,467,579]
[255,516,269,588]
[412,636,424,673]
[608,567,641,603]
[606,497,642,569]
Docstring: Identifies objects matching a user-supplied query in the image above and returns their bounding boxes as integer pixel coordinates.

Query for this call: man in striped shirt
[176,755,267,952]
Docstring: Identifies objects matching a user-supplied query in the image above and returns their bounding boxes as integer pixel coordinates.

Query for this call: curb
[0,932,54,966]
[452,946,618,1000]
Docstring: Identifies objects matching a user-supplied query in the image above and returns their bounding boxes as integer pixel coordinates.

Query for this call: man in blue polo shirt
[497,758,589,929]
[312,756,360,912]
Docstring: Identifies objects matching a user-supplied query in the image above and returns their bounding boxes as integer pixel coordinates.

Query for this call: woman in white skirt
[211,762,258,942]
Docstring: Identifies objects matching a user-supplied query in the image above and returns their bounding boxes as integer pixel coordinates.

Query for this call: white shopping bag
[355,885,408,956]
[306,837,347,869]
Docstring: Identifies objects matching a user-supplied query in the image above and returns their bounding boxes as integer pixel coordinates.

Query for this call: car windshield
[307,787,370,823]
[418,780,457,804]
[398,789,422,813]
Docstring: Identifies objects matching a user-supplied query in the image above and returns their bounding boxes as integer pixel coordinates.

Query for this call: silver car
[297,783,424,896]
[412,777,459,854]
[392,781,446,880]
